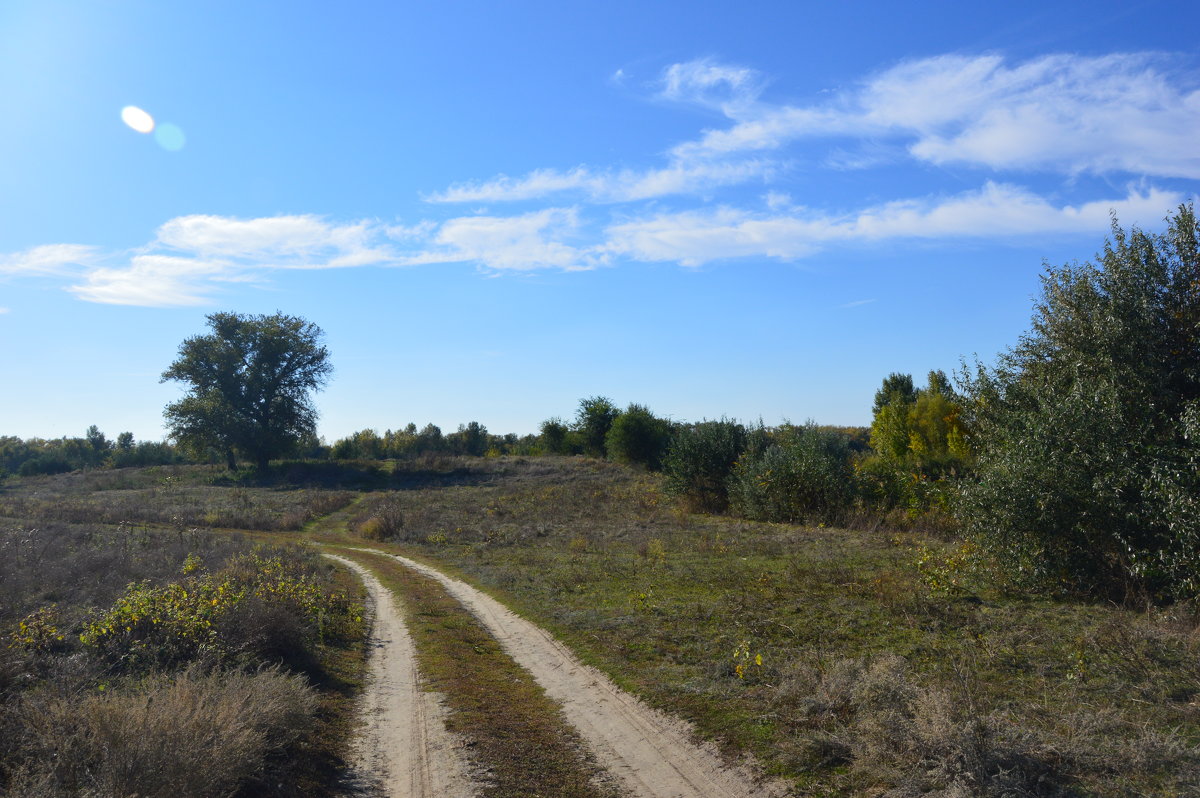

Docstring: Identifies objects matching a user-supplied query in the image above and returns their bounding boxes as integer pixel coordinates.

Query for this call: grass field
[321,456,1200,797]
[2,457,1197,796]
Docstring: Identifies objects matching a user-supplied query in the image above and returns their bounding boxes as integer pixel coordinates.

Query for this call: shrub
[958,206,1200,602]
[605,404,672,471]
[80,550,361,671]
[354,496,406,541]
[574,396,619,458]
[662,419,748,512]
[538,417,577,455]
[728,424,855,523]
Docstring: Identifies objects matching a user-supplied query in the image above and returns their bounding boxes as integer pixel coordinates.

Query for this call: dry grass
[0,501,368,797]
[0,467,354,531]
[4,666,316,798]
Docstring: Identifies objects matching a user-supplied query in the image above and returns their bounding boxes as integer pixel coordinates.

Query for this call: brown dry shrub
[5,665,316,797]
[774,652,1200,796]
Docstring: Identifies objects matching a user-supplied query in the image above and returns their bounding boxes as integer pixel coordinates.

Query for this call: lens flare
[155,123,186,151]
[120,105,155,134]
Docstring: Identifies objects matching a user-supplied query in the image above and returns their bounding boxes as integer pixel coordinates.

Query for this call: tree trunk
[225,448,237,471]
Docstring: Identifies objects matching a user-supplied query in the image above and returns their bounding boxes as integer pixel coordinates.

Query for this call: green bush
[574,396,619,458]
[662,419,747,512]
[605,404,672,471]
[728,424,855,523]
[958,206,1200,602]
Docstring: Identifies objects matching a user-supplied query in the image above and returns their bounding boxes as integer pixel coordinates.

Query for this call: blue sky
[2,0,1198,442]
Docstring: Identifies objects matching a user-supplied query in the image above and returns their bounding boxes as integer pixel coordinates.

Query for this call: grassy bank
[3,459,1197,795]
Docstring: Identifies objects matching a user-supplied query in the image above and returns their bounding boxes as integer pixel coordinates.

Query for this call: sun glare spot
[120,106,155,134]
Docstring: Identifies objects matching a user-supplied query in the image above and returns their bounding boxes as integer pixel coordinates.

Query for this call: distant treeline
[0,427,183,477]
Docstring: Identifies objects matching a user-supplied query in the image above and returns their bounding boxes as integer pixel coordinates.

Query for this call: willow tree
[162,312,332,471]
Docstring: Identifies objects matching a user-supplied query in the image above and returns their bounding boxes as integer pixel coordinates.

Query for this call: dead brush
[779,654,1070,796]
[6,665,316,798]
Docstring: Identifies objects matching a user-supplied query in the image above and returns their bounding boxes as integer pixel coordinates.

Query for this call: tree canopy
[162,312,332,471]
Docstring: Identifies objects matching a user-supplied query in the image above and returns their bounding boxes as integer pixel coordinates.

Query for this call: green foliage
[80,550,361,671]
[574,396,619,458]
[162,312,332,471]
[448,421,489,456]
[869,371,970,476]
[861,371,972,519]
[728,423,856,523]
[605,404,672,471]
[958,206,1200,602]
[0,428,180,476]
[662,419,748,512]
[872,372,917,416]
[538,417,577,455]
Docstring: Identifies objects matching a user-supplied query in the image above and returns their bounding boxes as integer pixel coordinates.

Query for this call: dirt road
[345,547,787,798]
[323,554,476,798]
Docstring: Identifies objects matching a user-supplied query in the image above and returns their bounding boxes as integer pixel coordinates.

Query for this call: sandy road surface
[351,548,788,798]
[323,554,475,798]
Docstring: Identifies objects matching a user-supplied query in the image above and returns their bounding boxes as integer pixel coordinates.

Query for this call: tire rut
[324,553,476,798]
[350,548,789,798]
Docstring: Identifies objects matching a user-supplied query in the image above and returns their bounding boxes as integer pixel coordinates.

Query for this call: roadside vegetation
[0,506,366,797]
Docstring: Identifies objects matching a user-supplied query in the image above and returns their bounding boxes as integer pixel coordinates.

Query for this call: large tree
[958,206,1200,602]
[162,312,332,471]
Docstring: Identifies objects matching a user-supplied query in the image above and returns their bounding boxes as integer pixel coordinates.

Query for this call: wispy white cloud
[0,244,100,276]
[69,255,233,306]
[839,299,877,309]
[9,51,1196,307]
[0,307,9,314]
[406,208,603,272]
[670,53,1200,178]
[60,215,402,306]
[426,160,776,204]
[659,58,763,110]
[605,183,1182,266]
[427,51,1198,208]
[155,214,395,269]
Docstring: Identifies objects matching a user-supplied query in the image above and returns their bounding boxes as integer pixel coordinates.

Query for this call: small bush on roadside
[353,496,406,541]
[80,549,361,672]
